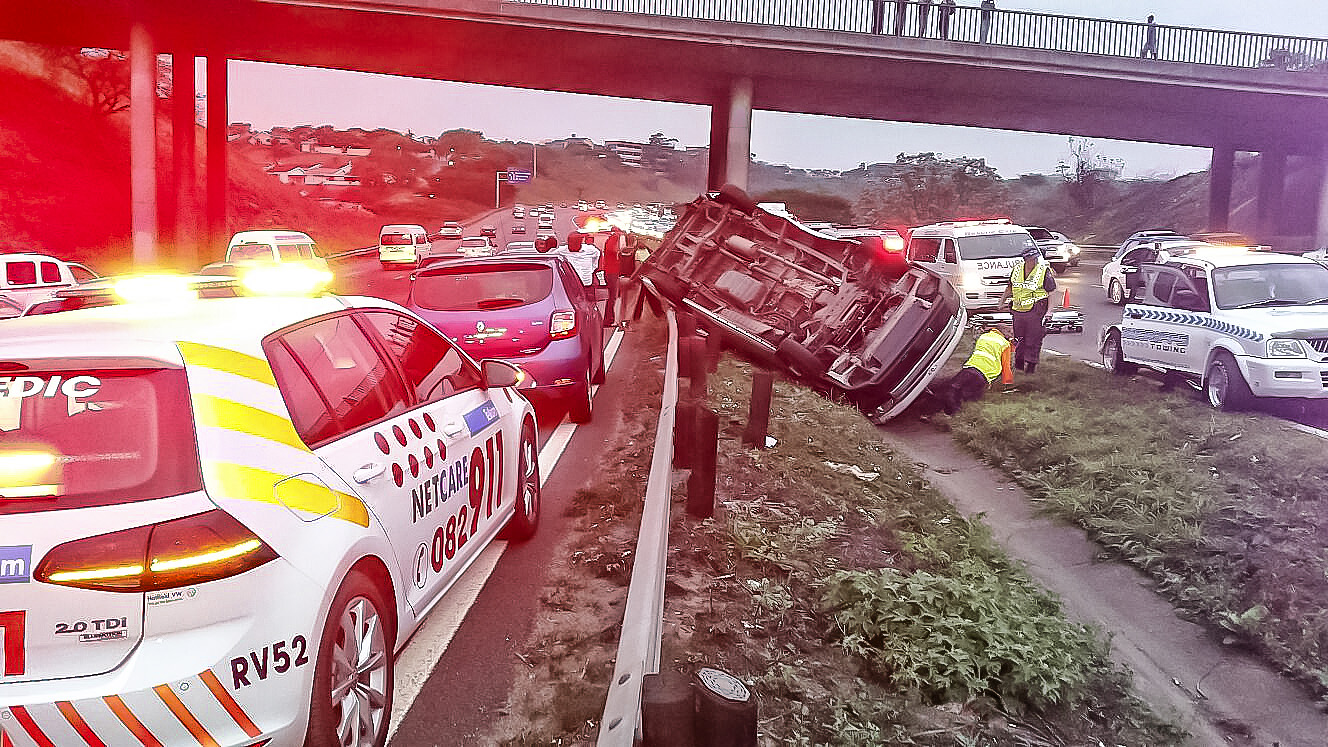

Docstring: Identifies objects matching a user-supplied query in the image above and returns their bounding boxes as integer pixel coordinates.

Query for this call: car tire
[1102,330,1137,375]
[568,370,593,424]
[776,337,825,378]
[1108,279,1125,305]
[1205,351,1253,411]
[305,571,394,747]
[715,184,758,214]
[500,420,541,541]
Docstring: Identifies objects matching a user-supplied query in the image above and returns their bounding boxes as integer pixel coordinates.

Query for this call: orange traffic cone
[1001,345,1014,384]
[1061,288,1071,308]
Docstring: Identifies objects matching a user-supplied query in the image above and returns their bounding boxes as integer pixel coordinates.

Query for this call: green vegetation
[669,358,1183,744]
[941,353,1328,702]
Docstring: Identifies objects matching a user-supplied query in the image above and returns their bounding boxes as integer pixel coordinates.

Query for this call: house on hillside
[300,140,372,157]
[605,140,644,168]
[267,161,360,187]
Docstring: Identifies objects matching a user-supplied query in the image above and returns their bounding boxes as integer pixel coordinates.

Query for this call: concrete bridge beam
[129,18,157,265]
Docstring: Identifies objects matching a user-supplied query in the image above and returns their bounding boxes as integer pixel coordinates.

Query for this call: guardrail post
[705,331,721,373]
[686,406,718,519]
[641,671,695,747]
[742,369,774,449]
[674,400,695,470]
[693,667,757,747]
[688,337,709,402]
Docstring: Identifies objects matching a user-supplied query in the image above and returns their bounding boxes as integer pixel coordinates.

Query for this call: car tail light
[550,310,577,339]
[35,510,278,592]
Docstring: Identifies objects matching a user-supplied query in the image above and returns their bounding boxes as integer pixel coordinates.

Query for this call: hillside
[2,41,1313,269]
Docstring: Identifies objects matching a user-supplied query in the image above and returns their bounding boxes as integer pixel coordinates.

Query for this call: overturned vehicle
[636,186,967,422]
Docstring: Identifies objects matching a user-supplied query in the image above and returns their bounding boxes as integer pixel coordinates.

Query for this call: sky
[226,1,1328,180]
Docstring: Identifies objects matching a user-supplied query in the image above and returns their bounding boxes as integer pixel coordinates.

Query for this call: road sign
[506,169,532,184]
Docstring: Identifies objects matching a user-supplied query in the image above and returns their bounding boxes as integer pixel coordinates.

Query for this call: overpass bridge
[3,0,1327,262]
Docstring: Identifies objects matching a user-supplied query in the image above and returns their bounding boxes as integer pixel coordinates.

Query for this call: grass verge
[937,345,1328,702]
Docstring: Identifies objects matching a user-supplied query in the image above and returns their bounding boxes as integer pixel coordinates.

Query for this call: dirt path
[880,420,1328,747]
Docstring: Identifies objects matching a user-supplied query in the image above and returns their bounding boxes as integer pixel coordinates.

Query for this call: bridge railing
[505,0,1328,72]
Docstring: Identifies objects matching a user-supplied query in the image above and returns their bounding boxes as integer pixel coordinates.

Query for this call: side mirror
[480,359,522,389]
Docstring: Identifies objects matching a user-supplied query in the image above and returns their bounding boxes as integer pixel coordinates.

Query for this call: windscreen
[0,367,202,514]
[956,232,1038,260]
[413,266,554,312]
[1212,263,1328,309]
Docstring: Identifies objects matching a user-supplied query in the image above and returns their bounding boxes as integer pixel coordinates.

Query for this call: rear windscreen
[413,266,554,312]
[380,234,412,246]
[0,368,202,514]
[956,232,1038,260]
[277,243,318,261]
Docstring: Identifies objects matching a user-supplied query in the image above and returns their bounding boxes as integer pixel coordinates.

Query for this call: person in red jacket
[602,227,623,325]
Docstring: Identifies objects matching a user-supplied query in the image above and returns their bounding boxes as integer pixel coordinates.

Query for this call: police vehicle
[0,274,540,747]
[1100,247,1328,410]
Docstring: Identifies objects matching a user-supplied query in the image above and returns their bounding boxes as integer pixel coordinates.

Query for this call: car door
[557,260,603,375]
[1124,264,1198,371]
[356,309,511,612]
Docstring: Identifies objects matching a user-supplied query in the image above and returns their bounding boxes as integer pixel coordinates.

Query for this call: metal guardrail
[506,0,1328,71]
[598,305,679,746]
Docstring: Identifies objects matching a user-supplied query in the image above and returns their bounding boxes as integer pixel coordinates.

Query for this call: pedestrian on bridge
[1141,14,1159,58]
[871,0,887,33]
[893,0,907,35]
[916,0,932,37]
[979,0,995,43]
[999,243,1056,374]
[938,0,955,40]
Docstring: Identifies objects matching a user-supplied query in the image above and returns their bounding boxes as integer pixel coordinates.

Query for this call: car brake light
[35,510,278,592]
[550,310,577,339]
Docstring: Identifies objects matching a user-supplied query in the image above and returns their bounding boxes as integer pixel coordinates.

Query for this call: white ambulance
[905,219,1040,312]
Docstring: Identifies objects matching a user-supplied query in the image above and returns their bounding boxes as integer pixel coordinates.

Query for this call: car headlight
[1268,338,1307,358]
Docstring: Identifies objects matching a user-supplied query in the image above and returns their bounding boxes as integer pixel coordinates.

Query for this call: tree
[854,153,1008,227]
[1056,137,1123,211]
[38,45,173,115]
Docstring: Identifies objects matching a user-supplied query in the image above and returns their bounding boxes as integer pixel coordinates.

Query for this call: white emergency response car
[906,219,1040,312]
[1100,247,1328,410]
[0,277,540,747]
[0,253,99,316]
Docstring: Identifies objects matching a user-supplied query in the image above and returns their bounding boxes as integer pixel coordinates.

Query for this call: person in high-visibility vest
[999,242,1057,373]
[934,323,1015,415]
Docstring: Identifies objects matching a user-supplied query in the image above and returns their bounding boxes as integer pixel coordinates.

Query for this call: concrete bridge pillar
[707,77,753,192]
[206,54,228,255]
[129,19,158,265]
[1316,155,1328,250]
[1257,148,1287,238]
[1207,145,1235,232]
[171,48,198,269]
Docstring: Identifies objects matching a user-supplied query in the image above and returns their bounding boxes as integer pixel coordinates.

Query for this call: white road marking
[386,325,626,741]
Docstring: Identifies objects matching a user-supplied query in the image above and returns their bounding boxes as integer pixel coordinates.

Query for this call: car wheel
[305,571,394,747]
[1205,351,1252,411]
[715,184,758,214]
[568,370,593,424]
[776,337,825,378]
[1108,279,1125,305]
[500,420,540,541]
[1102,331,1137,375]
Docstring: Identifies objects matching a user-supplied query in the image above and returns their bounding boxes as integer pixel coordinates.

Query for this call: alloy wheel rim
[1209,365,1229,407]
[521,432,540,516]
[330,596,389,747]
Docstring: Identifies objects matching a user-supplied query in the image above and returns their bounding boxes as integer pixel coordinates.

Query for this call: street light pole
[532,142,537,179]
[495,171,505,209]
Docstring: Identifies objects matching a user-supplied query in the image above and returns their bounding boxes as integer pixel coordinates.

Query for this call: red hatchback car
[407,256,605,422]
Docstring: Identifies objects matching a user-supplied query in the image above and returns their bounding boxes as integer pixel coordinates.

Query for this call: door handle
[353,462,385,484]
[443,422,466,438]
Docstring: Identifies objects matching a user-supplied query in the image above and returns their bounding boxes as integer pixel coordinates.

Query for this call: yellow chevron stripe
[193,394,309,454]
[209,462,370,527]
[177,341,277,387]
